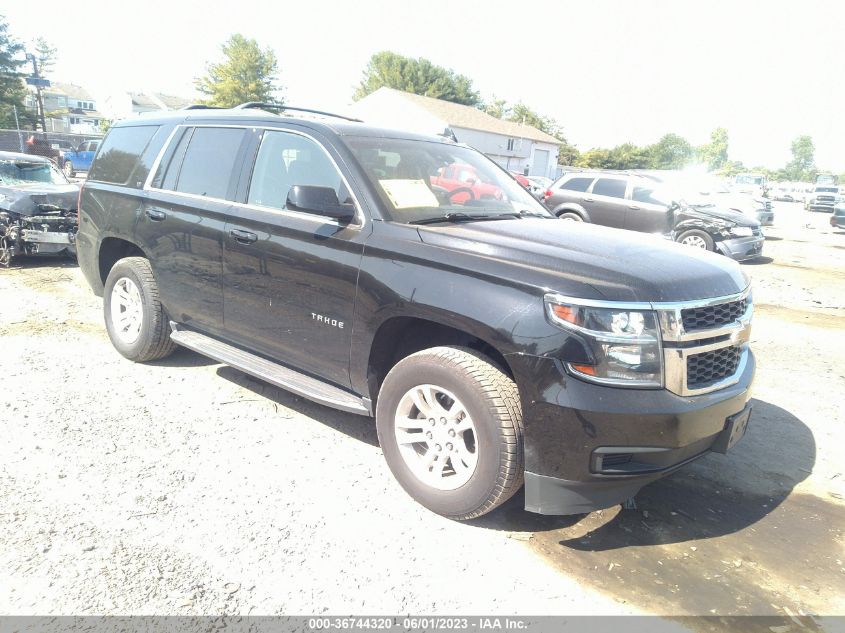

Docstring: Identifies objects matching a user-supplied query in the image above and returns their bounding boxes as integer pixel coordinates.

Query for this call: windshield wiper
[410,212,520,225]
[516,209,552,218]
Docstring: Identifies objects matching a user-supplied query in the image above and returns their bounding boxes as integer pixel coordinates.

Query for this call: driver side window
[248,131,347,212]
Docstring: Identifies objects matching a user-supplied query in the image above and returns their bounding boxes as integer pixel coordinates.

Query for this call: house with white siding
[350,87,561,179]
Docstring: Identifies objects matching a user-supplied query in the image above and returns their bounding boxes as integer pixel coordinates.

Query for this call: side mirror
[287,185,355,221]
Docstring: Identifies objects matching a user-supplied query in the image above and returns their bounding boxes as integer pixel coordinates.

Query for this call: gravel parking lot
[1,201,843,620]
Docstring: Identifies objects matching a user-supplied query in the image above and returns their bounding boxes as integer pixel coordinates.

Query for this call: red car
[509,171,531,189]
[430,163,504,204]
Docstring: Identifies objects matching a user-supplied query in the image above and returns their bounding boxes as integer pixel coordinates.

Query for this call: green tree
[195,34,282,107]
[783,135,815,181]
[576,148,614,169]
[648,133,693,169]
[697,127,729,171]
[482,95,509,119]
[557,141,580,166]
[353,51,480,106]
[34,37,56,77]
[718,160,747,178]
[0,16,29,129]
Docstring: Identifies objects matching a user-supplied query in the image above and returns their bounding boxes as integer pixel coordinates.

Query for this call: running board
[169,323,371,416]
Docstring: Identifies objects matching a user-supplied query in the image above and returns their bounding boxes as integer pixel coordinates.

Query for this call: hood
[0,182,80,216]
[417,218,748,303]
[680,203,760,227]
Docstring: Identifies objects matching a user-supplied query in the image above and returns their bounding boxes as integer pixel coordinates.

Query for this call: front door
[626,183,674,233]
[222,129,366,388]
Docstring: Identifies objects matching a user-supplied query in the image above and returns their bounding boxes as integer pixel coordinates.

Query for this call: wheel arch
[98,237,148,286]
[366,315,515,408]
[551,204,589,221]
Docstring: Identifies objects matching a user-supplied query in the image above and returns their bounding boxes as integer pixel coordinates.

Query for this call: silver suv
[542,170,764,261]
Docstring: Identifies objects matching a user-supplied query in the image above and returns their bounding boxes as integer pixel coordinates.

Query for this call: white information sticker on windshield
[379,179,440,209]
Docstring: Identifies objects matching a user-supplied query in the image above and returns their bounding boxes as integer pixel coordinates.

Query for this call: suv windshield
[345,137,551,223]
[0,159,67,186]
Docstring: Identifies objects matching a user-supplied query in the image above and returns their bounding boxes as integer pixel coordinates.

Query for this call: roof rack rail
[234,102,362,123]
[181,104,224,110]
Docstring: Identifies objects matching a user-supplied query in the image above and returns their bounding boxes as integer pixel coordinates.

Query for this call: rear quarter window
[560,177,594,192]
[88,125,160,186]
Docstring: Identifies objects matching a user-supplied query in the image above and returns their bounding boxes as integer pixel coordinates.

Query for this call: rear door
[221,127,367,388]
[584,177,629,228]
[138,125,250,336]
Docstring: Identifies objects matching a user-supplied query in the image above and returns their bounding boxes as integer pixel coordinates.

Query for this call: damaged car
[0,151,79,266]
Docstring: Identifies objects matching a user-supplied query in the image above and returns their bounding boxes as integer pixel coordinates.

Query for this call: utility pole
[12,104,24,151]
[25,52,47,132]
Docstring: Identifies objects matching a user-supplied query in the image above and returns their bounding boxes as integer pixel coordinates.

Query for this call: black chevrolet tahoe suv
[77,104,755,520]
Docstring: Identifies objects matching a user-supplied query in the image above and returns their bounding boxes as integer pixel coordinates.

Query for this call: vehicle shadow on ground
[742,256,774,265]
[215,364,380,447]
[472,398,816,547]
[147,346,218,368]
[0,255,77,270]
[474,399,837,616]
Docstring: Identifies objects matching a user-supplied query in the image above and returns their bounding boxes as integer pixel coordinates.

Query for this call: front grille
[681,298,747,332]
[818,196,835,203]
[687,346,742,387]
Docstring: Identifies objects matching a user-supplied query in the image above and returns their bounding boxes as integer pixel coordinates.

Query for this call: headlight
[544,295,663,387]
[730,226,754,237]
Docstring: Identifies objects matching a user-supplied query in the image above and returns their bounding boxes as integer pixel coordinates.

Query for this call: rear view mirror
[286,185,355,221]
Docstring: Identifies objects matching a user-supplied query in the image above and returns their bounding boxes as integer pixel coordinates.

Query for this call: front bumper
[508,352,755,515]
[809,201,836,211]
[716,235,764,261]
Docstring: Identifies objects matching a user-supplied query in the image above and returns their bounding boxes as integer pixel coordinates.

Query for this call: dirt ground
[0,201,843,622]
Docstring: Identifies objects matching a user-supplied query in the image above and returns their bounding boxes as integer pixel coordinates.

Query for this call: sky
[4,0,844,172]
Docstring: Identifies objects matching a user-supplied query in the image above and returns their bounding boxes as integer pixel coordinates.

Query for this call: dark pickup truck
[76,105,755,520]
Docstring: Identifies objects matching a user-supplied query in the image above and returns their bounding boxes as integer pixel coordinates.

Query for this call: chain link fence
[0,128,103,154]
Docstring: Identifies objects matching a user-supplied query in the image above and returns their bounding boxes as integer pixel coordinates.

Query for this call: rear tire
[376,346,524,520]
[557,212,584,222]
[63,161,74,178]
[103,256,176,362]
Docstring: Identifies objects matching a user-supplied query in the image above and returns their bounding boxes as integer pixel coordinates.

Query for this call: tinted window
[88,125,159,185]
[560,177,593,192]
[592,178,627,198]
[632,186,670,205]
[154,128,193,191]
[248,130,346,211]
[175,127,246,200]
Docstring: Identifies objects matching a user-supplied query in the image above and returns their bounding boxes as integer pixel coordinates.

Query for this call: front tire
[376,346,524,520]
[677,229,715,251]
[63,161,74,178]
[103,256,176,362]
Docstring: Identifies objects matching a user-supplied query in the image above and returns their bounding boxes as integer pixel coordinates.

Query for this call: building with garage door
[350,87,561,179]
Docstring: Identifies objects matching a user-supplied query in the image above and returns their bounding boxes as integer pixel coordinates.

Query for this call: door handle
[230,229,258,245]
[146,209,166,222]
[629,205,640,210]
[582,197,594,203]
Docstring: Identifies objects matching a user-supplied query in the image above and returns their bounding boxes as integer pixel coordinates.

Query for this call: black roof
[111,106,450,144]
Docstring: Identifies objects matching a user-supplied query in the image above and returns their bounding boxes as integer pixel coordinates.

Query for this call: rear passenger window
[592,178,627,198]
[88,125,159,185]
[248,130,347,212]
[560,177,593,192]
[174,127,246,200]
